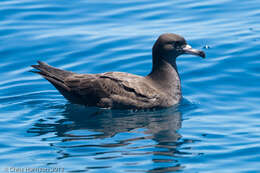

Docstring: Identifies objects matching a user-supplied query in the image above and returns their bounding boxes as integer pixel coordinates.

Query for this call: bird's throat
[147,58,181,97]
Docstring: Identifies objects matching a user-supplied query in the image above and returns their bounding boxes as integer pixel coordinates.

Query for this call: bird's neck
[147,55,181,98]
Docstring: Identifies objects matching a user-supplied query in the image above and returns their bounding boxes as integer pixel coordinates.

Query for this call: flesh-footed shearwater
[31,33,205,109]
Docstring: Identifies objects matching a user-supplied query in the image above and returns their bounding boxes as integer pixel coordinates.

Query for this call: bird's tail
[31,61,74,91]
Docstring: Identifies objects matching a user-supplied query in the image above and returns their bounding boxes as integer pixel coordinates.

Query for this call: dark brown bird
[31,33,205,109]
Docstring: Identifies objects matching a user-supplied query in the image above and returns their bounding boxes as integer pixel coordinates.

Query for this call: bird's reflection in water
[28,103,193,172]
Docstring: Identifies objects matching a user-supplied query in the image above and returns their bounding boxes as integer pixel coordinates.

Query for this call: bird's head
[152,33,205,65]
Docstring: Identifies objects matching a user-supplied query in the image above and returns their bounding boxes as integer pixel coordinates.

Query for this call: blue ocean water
[0,0,260,172]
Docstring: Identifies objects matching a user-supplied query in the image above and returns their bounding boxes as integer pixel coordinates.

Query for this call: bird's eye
[175,41,181,46]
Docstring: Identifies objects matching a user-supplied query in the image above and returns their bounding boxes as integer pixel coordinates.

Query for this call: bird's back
[32,61,172,109]
[64,72,164,109]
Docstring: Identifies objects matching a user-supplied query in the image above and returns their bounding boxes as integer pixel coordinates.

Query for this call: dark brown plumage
[31,33,205,109]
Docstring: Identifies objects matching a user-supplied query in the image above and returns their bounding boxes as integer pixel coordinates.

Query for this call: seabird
[31,33,205,109]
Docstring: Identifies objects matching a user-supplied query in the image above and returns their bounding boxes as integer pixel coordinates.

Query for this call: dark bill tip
[198,50,206,58]
[183,44,206,58]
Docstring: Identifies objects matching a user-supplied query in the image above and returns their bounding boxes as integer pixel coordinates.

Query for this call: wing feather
[64,72,161,108]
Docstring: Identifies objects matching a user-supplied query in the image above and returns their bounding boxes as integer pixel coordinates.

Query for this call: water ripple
[0,0,260,172]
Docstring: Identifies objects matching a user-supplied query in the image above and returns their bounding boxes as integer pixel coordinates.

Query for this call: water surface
[0,0,260,172]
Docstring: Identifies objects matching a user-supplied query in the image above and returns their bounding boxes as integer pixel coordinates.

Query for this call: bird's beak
[183,44,206,58]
